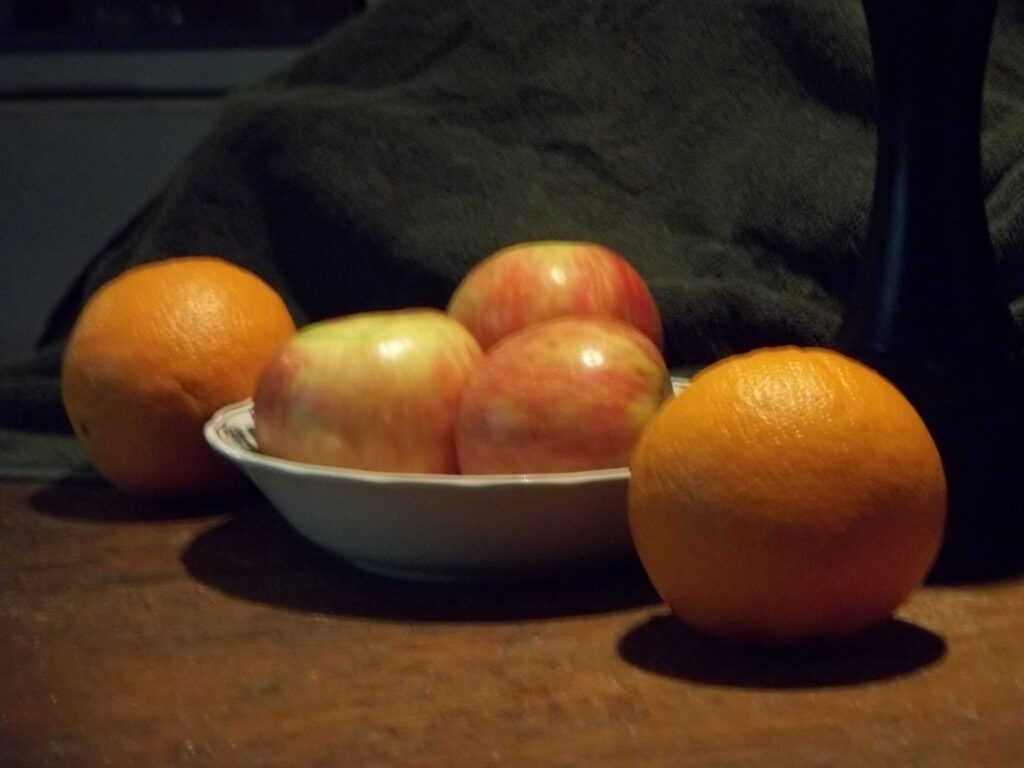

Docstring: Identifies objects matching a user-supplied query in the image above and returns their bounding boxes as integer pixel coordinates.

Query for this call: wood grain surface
[2,480,1023,767]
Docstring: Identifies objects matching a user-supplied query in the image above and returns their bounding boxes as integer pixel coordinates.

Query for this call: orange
[61,256,296,497]
[628,346,947,645]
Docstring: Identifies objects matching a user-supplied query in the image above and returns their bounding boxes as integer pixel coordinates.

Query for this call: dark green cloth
[4,0,1024,479]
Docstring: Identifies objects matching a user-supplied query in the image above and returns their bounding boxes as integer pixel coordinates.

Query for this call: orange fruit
[628,346,947,645]
[61,256,296,497]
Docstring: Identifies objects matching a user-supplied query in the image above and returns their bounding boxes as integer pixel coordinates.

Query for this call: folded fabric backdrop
[3,0,1024,478]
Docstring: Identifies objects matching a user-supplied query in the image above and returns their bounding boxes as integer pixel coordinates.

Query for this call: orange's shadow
[618,612,946,690]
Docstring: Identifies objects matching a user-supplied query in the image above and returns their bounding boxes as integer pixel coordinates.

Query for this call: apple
[455,317,673,474]
[447,241,663,351]
[253,309,483,473]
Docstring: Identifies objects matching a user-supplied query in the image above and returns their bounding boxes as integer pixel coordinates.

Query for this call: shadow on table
[618,612,946,689]
[181,510,661,622]
[29,478,254,523]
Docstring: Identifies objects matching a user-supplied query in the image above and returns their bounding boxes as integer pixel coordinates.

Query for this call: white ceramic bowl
[204,378,687,583]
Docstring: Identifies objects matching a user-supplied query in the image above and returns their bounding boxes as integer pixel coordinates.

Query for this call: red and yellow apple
[447,241,663,351]
[253,309,483,473]
[455,317,673,474]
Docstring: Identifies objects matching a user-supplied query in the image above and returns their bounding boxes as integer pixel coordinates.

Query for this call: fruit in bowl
[253,309,483,474]
[456,317,673,474]
[447,241,663,351]
[216,306,676,581]
[208,314,678,581]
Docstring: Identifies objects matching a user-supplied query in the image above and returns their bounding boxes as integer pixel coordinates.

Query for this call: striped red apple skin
[455,317,672,475]
[448,241,663,352]
[253,309,483,474]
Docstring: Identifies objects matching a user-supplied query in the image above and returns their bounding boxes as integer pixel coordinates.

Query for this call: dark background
[3,1,364,48]
[0,0,370,367]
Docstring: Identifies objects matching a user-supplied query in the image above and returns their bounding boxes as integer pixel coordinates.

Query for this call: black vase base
[835,349,1024,585]
[928,517,1024,584]
[924,412,1024,585]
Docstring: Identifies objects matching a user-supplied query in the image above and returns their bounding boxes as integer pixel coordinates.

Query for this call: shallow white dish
[205,378,687,583]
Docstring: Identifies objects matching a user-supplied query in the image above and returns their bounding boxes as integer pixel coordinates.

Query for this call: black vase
[837,0,1024,581]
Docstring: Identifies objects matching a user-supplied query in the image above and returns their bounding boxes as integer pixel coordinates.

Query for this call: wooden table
[2,480,1023,767]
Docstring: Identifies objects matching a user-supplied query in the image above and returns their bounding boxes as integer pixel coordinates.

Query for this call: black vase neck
[838,0,1011,360]
[838,0,1024,582]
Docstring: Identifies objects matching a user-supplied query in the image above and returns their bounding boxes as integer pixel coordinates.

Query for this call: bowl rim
[204,376,688,489]
[205,400,631,488]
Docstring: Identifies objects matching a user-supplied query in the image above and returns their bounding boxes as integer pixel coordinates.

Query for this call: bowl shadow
[29,478,252,523]
[618,612,947,690]
[181,511,661,623]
